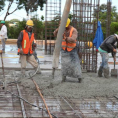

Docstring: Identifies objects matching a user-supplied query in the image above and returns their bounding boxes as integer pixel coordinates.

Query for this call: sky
[0,0,118,21]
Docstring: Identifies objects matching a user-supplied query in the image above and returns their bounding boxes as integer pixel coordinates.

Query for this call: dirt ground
[15,70,118,99]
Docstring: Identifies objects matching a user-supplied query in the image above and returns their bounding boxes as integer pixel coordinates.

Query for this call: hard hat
[87,41,93,48]
[115,34,118,39]
[66,18,70,27]
[0,20,5,24]
[26,20,34,26]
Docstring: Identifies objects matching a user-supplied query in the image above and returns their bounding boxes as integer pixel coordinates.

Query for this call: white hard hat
[115,34,118,39]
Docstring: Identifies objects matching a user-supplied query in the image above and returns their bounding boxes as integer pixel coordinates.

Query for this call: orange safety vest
[21,30,34,54]
[62,27,76,51]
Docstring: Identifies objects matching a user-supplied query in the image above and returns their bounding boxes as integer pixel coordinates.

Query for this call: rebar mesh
[72,0,100,72]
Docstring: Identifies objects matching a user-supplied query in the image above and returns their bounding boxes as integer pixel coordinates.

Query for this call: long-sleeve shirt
[100,35,118,57]
[0,25,8,38]
[53,26,78,43]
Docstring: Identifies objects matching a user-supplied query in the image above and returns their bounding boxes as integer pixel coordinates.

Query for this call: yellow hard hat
[87,41,93,48]
[26,20,34,26]
[66,18,70,27]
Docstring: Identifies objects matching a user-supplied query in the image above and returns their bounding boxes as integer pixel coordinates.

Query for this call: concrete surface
[0,44,118,99]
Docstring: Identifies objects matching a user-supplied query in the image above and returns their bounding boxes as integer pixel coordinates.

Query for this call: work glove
[32,43,37,51]
[17,48,24,55]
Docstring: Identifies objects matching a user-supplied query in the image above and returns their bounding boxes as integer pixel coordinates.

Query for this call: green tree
[110,22,118,34]
[2,0,46,20]
[32,18,44,40]
[7,18,44,39]
[0,0,5,12]
[9,19,20,23]
[93,4,118,37]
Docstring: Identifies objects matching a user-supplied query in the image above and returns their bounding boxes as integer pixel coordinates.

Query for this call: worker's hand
[18,48,24,55]
[32,43,37,51]
[33,43,37,48]
[114,57,116,61]
[113,48,117,52]
[63,33,66,39]
[66,37,74,43]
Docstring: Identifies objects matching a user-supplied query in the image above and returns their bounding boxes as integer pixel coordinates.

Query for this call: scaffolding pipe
[52,0,72,69]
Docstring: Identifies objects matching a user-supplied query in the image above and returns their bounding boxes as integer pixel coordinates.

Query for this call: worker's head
[87,41,93,48]
[0,20,5,26]
[26,20,34,32]
[66,18,70,28]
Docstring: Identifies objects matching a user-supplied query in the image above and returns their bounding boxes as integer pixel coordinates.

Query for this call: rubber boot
[98,66,103,77]
[78,76,84,83]
[34,67,41,74]
[103,67,109,78]
[61,76,66,82]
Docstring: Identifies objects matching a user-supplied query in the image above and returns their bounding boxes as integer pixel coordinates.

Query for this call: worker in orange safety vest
[17,20,41,78]
[53,18,83,83]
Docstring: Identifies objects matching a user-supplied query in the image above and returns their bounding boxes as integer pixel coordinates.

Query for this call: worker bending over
[53,18,83,83]
[17,20,41,77]
[98,34,118,78]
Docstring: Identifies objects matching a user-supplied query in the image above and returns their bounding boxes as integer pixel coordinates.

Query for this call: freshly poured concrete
[0,44,118,99]
[19,70,118,99]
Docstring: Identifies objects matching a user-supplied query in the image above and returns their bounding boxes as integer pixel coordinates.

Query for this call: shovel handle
[114,61,115,69]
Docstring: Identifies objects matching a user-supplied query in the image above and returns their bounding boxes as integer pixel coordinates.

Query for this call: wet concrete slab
[0,44,118,117]
[0,44,61,70]
[0,44,117,72]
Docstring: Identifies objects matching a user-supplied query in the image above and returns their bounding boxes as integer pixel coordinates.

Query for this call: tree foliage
[1,0,46,20]
[7,18,44,39]
[0,0,5,12]
[9,19,20,23]
[110,22,118,34]
[93,4,118,37]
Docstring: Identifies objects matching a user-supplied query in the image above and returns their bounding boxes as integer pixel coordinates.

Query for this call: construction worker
[17,20,41,77]
[98,34,118,78]
[53,18,83,83]
[0,20,8,53]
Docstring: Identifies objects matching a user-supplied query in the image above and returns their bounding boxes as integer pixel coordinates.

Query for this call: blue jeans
[100,52,109,68]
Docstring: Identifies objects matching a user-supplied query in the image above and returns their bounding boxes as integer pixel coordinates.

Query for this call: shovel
[111,61,118,77]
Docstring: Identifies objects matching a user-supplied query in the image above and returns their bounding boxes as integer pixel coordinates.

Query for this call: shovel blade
[111,69,118,77]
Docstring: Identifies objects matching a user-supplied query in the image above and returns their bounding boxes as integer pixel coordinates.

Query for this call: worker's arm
[66,28,78,43]
[17,31,23,48]
[105,36,117,52]
[32,39,37,51]
[53,28,59,37]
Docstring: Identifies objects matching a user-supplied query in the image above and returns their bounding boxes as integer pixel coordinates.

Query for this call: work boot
[103,67,109,78]
[78,76,84,83]
[61,76,66,82]
[98,66,103,77]
[34,67,41,74]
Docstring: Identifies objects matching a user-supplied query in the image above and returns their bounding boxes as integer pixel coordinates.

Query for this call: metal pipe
[52,0,72,69]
